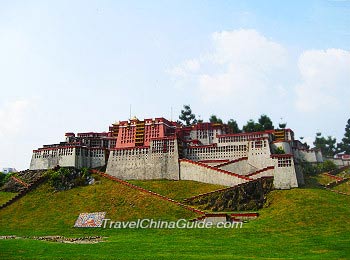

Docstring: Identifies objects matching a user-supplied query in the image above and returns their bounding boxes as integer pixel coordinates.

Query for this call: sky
[0,0,350,170]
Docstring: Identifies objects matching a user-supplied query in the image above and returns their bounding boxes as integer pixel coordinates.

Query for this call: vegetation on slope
[0,176,198,236]
[332,180,350,194]
[128,179,226,201]
[0,191,17,205]
[0,171,350,259]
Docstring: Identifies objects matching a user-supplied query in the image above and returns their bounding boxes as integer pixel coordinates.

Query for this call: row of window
[111,153,174,161]
[187,145,247,154]
[218,134,266,143]
[277,158,292,167]
[251,140,268,149]
[186,153,246,161]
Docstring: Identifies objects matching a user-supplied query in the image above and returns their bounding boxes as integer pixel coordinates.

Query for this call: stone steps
[0,176,47,210]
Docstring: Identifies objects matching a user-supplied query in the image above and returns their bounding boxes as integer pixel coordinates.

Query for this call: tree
[339,118,350,154]
[227,119,241,133]
[209,115,223,124]
[243,119,263,133]
[179,105,196,126]
[258,114,274,130]
[313,132,338,157]
[279,123,287,129]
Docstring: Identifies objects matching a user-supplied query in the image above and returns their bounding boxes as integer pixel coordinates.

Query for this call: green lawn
[332,180,350,194]
[0,174,350,259]
[128,179,226,201]
[0,191,17,205]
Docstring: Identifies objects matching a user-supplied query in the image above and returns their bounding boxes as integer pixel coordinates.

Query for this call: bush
[301,160,338,176]
[47,167,93,191]
[300,161,319,176]
[317,160,337,173]
[0,172,13,187]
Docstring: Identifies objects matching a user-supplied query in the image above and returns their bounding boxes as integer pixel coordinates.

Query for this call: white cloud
[168,29,290,116]
[0,99,31,137]
[167,58,200,77]
[295,48,350,112]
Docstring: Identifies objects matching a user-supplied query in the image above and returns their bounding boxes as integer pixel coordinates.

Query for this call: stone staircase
[0,175,47,210]
[213,157,248,168]
[246,166,275,178]
[180,159,251,180]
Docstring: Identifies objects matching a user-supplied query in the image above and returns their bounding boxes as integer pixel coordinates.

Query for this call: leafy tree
[279,123,287,129]
[243,119,263,133]
[227,119,241,133]
[258,114,274,130]
[209,115,223,124]
[339,118,350,154]
[179,105,196,126]
[313,132,338,157]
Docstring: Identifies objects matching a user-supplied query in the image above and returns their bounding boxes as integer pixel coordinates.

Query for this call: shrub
[47,167,93,191]
[0,172,13,187]
[317,160,337,173]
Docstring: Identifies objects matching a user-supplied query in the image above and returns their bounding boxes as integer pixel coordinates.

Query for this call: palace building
[30,117,323,189]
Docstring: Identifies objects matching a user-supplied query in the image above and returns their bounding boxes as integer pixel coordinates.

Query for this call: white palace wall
[30,147,107,170]
[106,138,180,180]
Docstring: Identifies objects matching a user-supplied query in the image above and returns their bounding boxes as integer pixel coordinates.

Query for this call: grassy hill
[0,191,17,205]
[128,179,226,201]
[0,176,199,236]
[0,173,349,259]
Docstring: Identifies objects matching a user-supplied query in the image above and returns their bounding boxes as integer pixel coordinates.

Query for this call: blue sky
[1,0,350,170]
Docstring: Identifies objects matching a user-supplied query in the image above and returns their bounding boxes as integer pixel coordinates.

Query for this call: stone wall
[271,156,299,189]
[184,177,274,211]
[217,158,258,175]
[179,159,251,186]
[29,148,107,170]
[247,167,274,179]
[106,139,180,180]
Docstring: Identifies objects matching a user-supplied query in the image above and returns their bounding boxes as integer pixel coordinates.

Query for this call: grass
[336,169,350,179]
[128,179,226,201]
[314,173,336,185]
[0,191,17,205]
[0,173,350,259]
[0,177,198,236]
[332,180,350,194]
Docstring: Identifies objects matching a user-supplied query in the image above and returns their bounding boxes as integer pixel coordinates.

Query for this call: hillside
[0,191,17,205]
[128,179,226,201]
[0,172,349,259]
[0,176,200,236]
